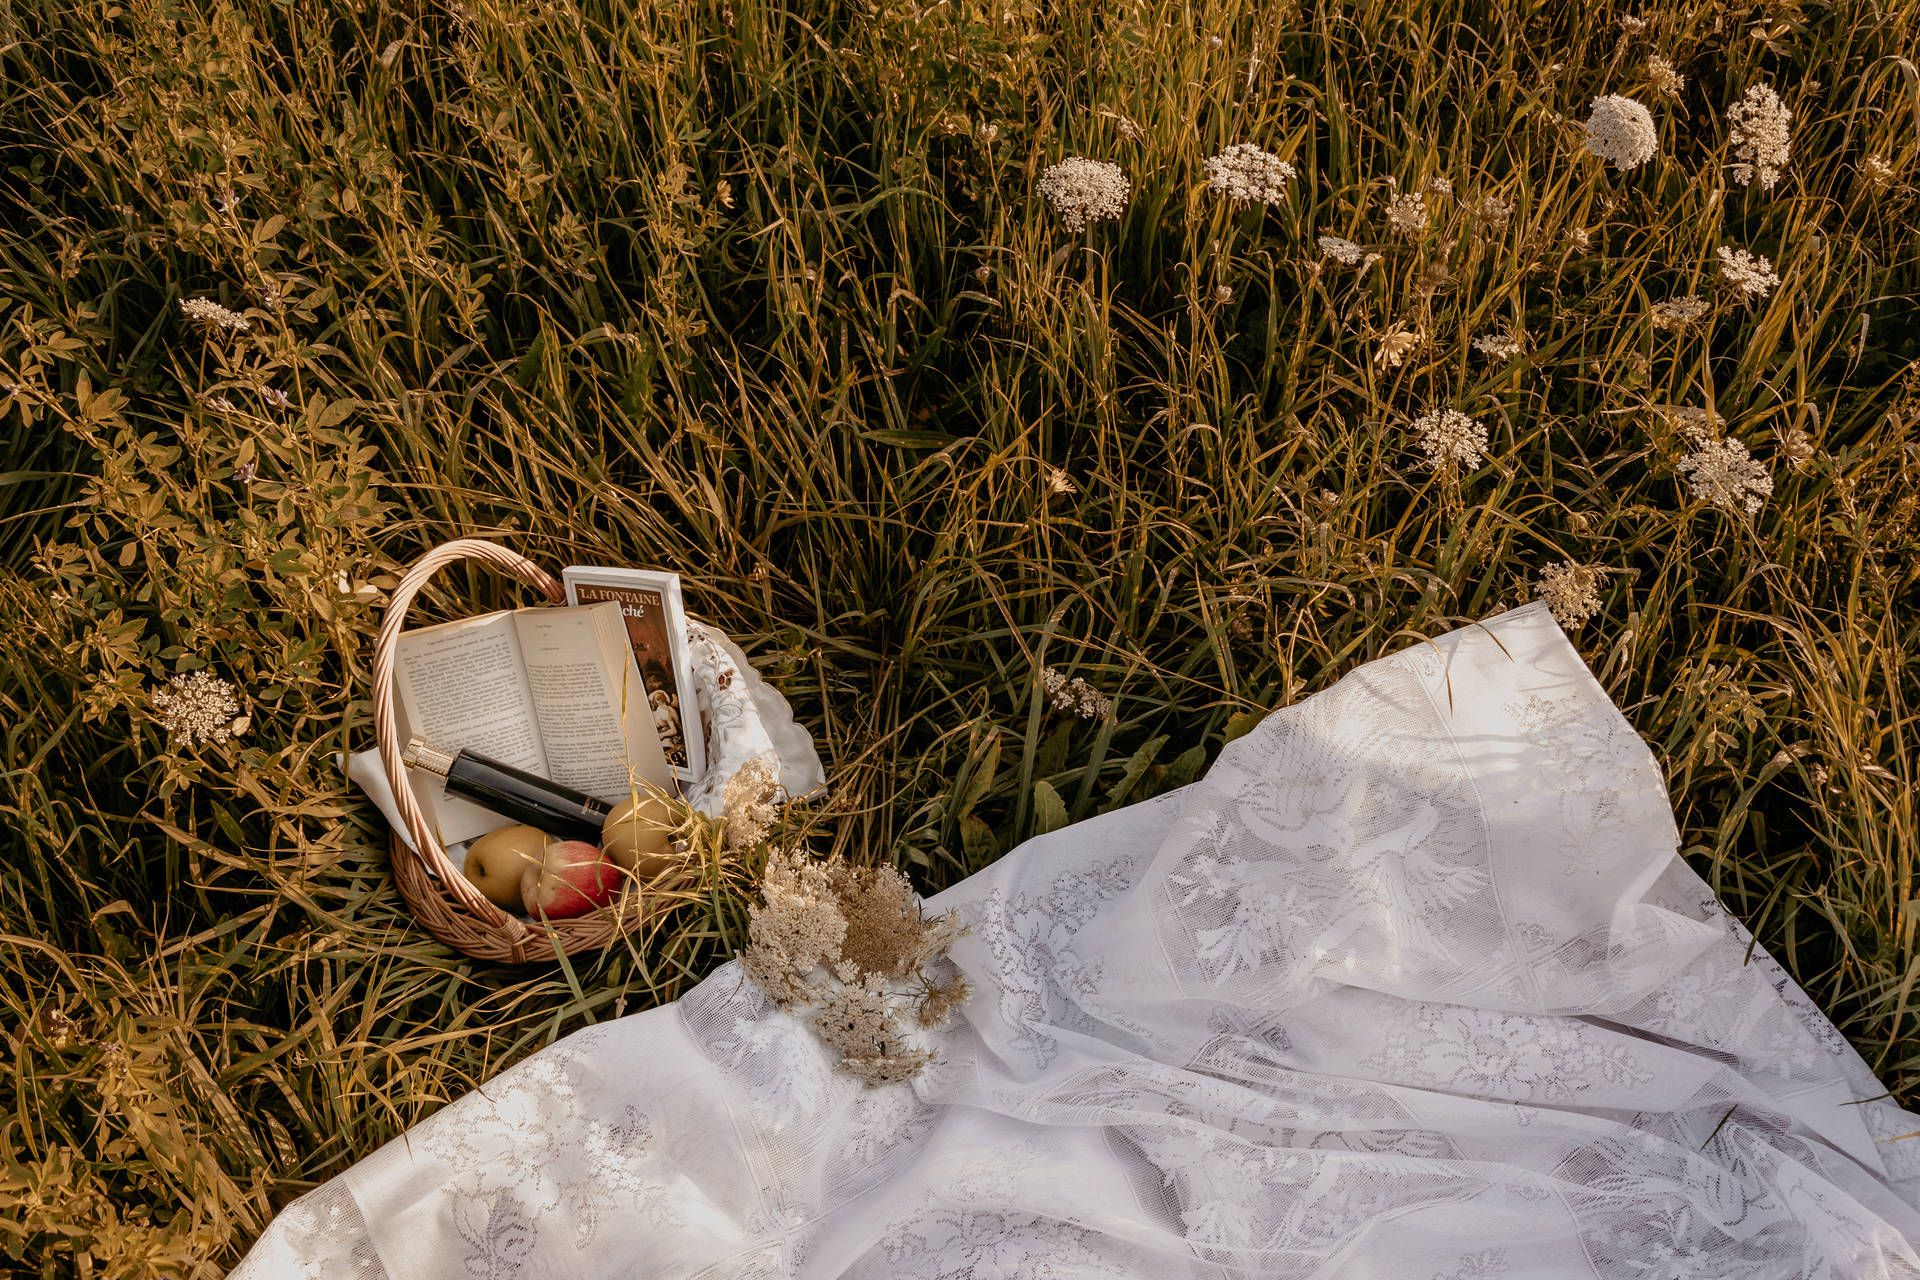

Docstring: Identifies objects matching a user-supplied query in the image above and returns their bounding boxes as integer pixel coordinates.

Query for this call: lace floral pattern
[863,1210,1136,1279]
[1362,1004,1653,1101]
[418,1031,681,1276]
[970,856,1139,1070]
[1155,667,1493,1004]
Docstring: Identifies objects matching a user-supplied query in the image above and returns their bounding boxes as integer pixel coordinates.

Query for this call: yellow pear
[601,794,679,878]
[461,824,549,909]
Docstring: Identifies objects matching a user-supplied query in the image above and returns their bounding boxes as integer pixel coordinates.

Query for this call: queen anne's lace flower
[1727,84,1791,190]
[1409,408,1489,474]
[1651,295,1711,330]
[1043,667,1111,720]
[1535,561,1605,629]
[149,670,245,746]
[1716,246,1780,302]
[1658,406,1723,437]
[722,756,780,850]
[1678,430,1773,515]
[1473,327,1524,360]
[1648,57,1685,99]
[1583,94,1659,170]
[1318,235,1378,267]
[179,297,251,334]
[1386,192,1428,235]
[741,847,967,1085]
[1204,143,1295,206]
[1037,157,1130,232]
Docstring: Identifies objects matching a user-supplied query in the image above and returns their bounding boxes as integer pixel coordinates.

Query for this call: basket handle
[371,539,567,922]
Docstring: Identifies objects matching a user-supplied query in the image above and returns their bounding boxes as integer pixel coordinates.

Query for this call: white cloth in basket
[240,603,1920,1278]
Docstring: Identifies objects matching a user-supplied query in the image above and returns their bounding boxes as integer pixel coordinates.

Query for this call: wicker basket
[371,538,653,963]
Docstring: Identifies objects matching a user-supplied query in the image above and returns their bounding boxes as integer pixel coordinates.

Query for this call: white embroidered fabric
[234,603,1920,1278]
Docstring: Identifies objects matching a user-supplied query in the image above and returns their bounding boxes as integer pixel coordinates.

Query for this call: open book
[392,602,675,846]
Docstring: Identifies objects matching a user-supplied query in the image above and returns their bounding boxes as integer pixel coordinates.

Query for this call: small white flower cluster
[1386,191,1428,235]
[150,670,246,746]
[1651,295,1712,330]
[1534,561,1605,629]
[1583,94,1659,170]
[1716,246,1780,302]
[1473,327,1524,361]
[1658,405,1722,434]
[1648,56,1685,99]
[1678,430,1773,515]
[1204,143,1295,206]
[1037,157,1130,232]
[1475,194,1515,228]
[179,297,251,334]
[1043,667,1111,720]
[1727,84,1791,190]
[1409,408,1489,474]
[1318,234,1379,267]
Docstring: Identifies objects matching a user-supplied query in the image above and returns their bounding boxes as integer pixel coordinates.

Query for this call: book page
[391,612,546,846]
[515,603,672,803]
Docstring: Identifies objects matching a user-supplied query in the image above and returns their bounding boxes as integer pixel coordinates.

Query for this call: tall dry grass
[1,0,1916,1270]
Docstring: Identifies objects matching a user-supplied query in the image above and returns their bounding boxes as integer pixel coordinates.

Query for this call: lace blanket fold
[235,602,1920,1279]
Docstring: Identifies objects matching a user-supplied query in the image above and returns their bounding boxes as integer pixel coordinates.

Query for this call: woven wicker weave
[371,538,649,962]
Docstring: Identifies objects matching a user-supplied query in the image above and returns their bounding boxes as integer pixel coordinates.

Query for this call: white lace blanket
[235,603,1920,1278]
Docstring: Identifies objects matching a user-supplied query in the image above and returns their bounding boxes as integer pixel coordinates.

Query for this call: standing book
[562,566,706,786]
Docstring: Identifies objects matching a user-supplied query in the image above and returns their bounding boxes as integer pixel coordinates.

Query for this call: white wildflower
[1535,562,1606,629]
[1583,94,1659,170]
[722,755,781,850]
[1473,327,1525,361]
[1727,84,1791,190]
[1648,56,1685,99]
[1409,408,1489,473]
[1425,176,1453,198]
[1651,295,1712,330]
[1863,154,1895,189]
[1318,235,1379,267]
[1042,668,1111,720]
[1658,405,1723,434]
[1716,246,1780,302]
[1037,157,1130,232]
[179,297,251,334]
[1678,430,1773,515]
[1385,191,1428,236]
[1475,194,1515,228]
[149,670,246,746]
[1204,143,1296,206]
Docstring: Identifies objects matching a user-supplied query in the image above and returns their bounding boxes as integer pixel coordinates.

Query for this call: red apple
[520,840,620,919]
